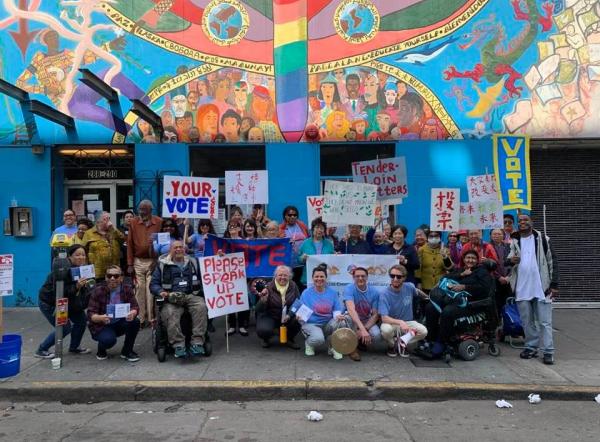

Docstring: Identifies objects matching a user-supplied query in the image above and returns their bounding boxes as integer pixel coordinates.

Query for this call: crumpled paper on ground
[307,411,323,421]
[495,399,513,408]
[528,394,541,404]
[594,394,600,404]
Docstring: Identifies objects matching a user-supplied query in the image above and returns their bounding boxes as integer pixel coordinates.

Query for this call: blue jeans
[38,302,87,352]
[517,298,554,355]
[92,318,140,354]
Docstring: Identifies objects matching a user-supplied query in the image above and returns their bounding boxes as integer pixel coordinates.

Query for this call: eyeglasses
[390,274,406,280]
[229,225,240,230]
[106,273,121,279]
[286,213,298,217]
[354,274,367,279]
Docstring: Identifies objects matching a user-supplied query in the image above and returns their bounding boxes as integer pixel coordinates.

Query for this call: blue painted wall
[0,146,52,307]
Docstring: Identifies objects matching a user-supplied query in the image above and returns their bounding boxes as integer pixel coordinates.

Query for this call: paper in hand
[295,304,314,322]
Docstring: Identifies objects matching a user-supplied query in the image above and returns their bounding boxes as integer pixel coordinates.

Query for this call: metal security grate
[530,143,600,303]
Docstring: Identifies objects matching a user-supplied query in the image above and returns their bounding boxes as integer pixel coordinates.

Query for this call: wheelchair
[152,297,213,362]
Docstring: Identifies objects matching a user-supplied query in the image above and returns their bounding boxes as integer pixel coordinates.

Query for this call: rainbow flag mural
[273,0,308,143]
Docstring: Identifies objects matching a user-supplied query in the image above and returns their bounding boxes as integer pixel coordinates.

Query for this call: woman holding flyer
[34,244,94,358]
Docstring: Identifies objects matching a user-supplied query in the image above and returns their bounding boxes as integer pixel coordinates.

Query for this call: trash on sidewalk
[495,399,513,408]
[307,411,323,421]
[528,394,541,404]
[209,416,219,420]
[594,394,600,404]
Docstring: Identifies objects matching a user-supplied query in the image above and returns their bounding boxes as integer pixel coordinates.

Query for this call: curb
[1,380,598,403]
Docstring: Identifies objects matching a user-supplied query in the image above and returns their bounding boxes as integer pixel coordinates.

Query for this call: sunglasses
[390,274,406,280]
[286,213,298,217]
[106,273,121,279]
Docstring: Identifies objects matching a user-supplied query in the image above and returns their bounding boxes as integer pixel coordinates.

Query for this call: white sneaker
[305,344,315,356]
[328,347,343,360]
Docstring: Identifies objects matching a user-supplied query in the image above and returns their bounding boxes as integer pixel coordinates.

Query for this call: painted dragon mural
[0,0,598,144]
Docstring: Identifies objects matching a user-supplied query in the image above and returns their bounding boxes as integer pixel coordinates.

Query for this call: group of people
[39,202,558,365]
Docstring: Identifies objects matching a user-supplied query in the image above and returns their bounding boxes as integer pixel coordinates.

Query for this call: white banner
[352,156,408,201]
[225,170,269,205]
[460,200,504,230]
[162,175,219,219]
[0,254,14,297]
[430,188,460,232]
[199,252,249,319]
[306,254,397,293]
[322,180,377,226]
[466,174,501,202]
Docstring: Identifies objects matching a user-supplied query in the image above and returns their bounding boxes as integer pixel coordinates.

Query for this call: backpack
[502,297,524,338]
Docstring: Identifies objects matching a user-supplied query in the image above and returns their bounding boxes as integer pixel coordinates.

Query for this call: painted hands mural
[0,0,598,144]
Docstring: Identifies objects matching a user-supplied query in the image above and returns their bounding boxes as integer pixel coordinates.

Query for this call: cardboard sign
[459,200,504,230]
[203,235,292,277]
[466,174,500,202]
[430,188,460,231]
[0,254,13,297]
[162,175,219,219]
[56,298,68,326]
[225,170,268,205]
[307,195,325,224]
[322,180,377,226]
[352,157,408,201]
[493,135,531,210]
[200,252,249,319]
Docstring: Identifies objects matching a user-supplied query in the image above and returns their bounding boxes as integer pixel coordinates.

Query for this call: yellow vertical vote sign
[493,135,532,210]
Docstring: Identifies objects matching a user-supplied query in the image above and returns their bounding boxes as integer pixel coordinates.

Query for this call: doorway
[64,181,133,227]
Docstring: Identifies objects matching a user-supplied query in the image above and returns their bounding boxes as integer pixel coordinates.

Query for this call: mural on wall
[0,0,599,144]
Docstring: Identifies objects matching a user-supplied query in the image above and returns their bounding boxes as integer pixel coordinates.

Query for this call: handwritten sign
[459,200,503,230]
[162,175,219,219]
[200,252,249,319]
[493,135,531,210]
[225,170,268,205]
[430,188,460,231]
[203,235,292,277]
[0,254,13,296]
[352,157,408,201]
[307,196,325,224]
[322,180,377,226]
[466,174,500,202]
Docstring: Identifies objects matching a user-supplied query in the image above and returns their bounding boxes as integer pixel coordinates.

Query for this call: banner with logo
[493,135,531,210]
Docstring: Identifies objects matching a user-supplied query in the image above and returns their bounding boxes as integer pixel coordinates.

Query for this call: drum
[330,318,358,355]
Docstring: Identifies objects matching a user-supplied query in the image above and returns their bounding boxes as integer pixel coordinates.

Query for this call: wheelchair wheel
[152,328,158,354]
[458,339,480,361]
[204,340,213,357]
[157,346,166,363]
[488,344,501,357]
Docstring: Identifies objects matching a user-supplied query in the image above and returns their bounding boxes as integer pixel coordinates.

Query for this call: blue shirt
[378,283,418,321]
[299,286,343,325]
[342,284,379,323]
[52,224,78,238]
[188,233,206,258]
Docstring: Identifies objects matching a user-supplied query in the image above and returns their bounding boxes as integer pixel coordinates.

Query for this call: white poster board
[430,188,460,232]
[162,175,219,219]
[352,156,408,201]
[459,200,504,230]
[322,180,377,226]
[466,174,501,202]
[225,170,269,205]
[306,195,325,224]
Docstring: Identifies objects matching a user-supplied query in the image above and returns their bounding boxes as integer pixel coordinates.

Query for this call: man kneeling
[150,241,208,358]
[380,265,428,357]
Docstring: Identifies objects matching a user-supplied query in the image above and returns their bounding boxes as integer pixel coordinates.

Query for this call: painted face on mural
[234,85,248,107]
[215,79,229,101]
[187,91,198,108]
[247,72,264,87]
[137,119,152,136]
[420,122,440,140]
[171,95,187,117]
[197,81,208,97]
[376,113,391,133]
[320,82,335,105]
[222,117,240,140]
[247,126,264,142]
[251,95,270,121]
[354,120,367,135]
[161,110,174,127]
[162,129,178,143]
[346,77,360,100]
[363,75,378,104]
[398,99,416,127]
[396,81,407,99]
[385,89,397,106]
[202,110,219,135]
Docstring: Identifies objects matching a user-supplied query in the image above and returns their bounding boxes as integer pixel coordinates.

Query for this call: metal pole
[543,204,547,239]
[54,280,64,365]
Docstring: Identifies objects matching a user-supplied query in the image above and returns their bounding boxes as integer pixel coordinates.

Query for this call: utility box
[9,206,33,237]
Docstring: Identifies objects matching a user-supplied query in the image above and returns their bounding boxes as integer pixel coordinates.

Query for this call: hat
[321,72,338,85]
[170,86,186,98]
[253,85,270,98]
[458,230,468,235]
[384,81,396,91]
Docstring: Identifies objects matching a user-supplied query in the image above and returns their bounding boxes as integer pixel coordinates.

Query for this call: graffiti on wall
[0,0,599,144]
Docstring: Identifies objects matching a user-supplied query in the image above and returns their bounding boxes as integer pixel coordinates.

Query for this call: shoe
[304,344,315,356]
[120,351,140,362]
[386,345,398,358]
[328,347,343,360]
[174,346,187,358]
[189,344,205,356]
[96,349,108,360]
[226,327,236,336]
[398,345,410,358]
[286,340,301,350]
[542,353,554,365]
[68,347,91,355]
[348,350,361,361]
[261,339,271,348]
[239,327,249,336]
[34,349,55,359]
[520,348,538,359]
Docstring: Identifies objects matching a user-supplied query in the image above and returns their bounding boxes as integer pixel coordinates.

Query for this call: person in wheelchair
[423,250,496,350]
[150,240,208,358]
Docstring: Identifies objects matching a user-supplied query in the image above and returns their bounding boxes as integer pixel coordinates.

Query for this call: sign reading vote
[493,135,531,210]
[307,195,325,224]
[352,157,408,202]
[200,252,249,319]
[162,175,219,219]
[203,235,291,278]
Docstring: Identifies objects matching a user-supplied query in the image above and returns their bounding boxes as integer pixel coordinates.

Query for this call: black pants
[425,303,474,344]
[227,311,250,329]
[495,281,512,317]
[256,313,301,342]
[92,318,140,353]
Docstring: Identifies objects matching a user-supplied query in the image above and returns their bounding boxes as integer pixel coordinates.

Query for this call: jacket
[298,237,335,284]
[335,238,373,255]
[415,244,453,290]
[508,229,559,293]
[82,226,124,278]
[38,270,92,315]
[150,254,203,297]
[256,280,300,321]
[87,282,138,335]
[384,242,420,284]
[446,265,495,302]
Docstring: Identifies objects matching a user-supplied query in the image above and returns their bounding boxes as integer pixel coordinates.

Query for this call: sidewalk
[1,308,599,402]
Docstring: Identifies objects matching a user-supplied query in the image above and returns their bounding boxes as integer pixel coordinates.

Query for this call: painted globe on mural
[206,3,243,41]
[338,3,377,40]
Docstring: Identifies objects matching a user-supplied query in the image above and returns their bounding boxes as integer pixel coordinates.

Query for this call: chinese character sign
[0,254,13,297]
[459,200,503,230]
[306,196,325,225]
[493,135,531,210]
[322,181,378,226]
[351,157,408,202]
[225,170,269,205]
[162,176,219,219]
[466,174,500,202]
[430,188,460,231]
